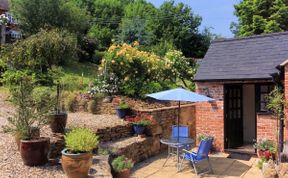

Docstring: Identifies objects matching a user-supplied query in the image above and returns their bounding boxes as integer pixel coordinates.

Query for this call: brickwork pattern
[195,82,224,151]
[256,113,277,141]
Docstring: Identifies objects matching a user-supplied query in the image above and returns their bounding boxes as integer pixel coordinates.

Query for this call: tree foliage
[10,0,90,36]
[233,0,288,36]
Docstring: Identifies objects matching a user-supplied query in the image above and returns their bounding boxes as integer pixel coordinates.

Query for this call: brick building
[194,32,288,153]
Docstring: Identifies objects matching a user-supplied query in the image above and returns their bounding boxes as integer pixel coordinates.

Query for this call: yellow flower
[132,41,139,47]
[111,60,116,64]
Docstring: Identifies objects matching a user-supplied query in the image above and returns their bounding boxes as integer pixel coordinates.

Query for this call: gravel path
[0,92,125,178]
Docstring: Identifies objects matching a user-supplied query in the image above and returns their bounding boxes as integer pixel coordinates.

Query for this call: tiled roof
[194,31,288,81]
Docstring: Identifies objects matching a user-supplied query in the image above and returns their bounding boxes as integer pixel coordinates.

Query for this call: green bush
[1,29,77,70]
[65,128,99,153]
[99,43,197,98]
[254,139,276,153]
[117,100,129,109]
[2,74,54,140]
[112,155,134,172]
[87,99,99,114]
[64,91,78,112]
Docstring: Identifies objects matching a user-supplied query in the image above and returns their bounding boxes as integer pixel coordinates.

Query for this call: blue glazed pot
[133,124,146,135]
[116,108,129,118]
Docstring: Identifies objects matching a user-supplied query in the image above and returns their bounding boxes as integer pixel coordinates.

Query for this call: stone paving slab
[131,152,261,178]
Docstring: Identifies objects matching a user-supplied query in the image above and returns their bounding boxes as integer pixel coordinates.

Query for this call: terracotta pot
[48,112,68,133]
[20,137,50,166]
[15,127,40,151]
[61,148,92,178]
[115,169,130,178]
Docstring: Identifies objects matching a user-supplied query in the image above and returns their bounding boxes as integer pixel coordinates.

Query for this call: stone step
[89,155,112,178]
[100,136,161,164]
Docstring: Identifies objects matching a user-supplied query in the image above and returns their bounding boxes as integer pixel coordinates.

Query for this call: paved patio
[131,152,261,178]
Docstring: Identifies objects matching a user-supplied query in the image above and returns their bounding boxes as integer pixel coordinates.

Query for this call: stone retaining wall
[96,124,133,142]
[135,104,196,140]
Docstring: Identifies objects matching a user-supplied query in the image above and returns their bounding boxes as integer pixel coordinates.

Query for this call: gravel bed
[0,92,124,178]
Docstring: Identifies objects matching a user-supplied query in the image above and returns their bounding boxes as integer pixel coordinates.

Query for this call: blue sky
[147,0,239,37]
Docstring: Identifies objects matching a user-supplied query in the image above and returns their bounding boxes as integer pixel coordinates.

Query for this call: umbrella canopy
[146,87,214,102]
[146,87,214,170]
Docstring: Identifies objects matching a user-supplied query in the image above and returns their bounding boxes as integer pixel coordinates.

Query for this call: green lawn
[61,62,99,91]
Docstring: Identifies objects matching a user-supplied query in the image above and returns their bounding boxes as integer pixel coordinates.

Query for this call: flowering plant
[88,73,118,96]
[111,155,134,172]
[128,113,155,126]
[254,138,276,153]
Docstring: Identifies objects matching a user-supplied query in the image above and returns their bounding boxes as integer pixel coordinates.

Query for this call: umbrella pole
[177,101,180,171]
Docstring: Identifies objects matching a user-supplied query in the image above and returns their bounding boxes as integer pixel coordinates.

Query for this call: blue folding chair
[163,125,192,167]
[180,137,214,176]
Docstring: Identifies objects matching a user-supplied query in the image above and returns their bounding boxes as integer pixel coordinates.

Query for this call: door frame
[224,84,244,149]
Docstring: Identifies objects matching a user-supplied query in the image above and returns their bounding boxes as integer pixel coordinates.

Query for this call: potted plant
[116,100,130,118]
[61,128,99,178]
[129,113,154,136]
[48,82,68,133]
[2,75,54,166]
[254,139,276,160]
[111,155,134,178]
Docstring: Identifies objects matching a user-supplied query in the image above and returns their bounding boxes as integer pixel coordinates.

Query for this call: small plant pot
[116,108,129,118]
[61,148,92,178]
[20,137,50,166]
[257,149,274,160]
[48,112,68,133]
[114,169,130,178]
[132,125,146,135]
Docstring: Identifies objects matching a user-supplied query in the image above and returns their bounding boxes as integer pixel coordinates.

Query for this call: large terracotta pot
[15,127,40,151]
[20,137,50,166]
[61,148,92,178]
[115,169,130,178]
[48,112,68,133]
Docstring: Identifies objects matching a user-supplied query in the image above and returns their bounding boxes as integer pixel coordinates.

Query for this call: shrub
[112,155,134,172]
[99,43,196,98]
[1,29,77,70]
[2,74,54,140]
[87,99,100,114]
[100,42,166,97]
[65,128,99,153]
[117,100,129,109]
[254,139,276,153]
[64,91,78,112]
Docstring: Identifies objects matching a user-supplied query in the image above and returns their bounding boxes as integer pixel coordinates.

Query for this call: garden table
[160,137,194,171]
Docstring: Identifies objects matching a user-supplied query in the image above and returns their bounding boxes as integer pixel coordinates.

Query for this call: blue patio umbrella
[146,87,214,139]
[146,87,214,170]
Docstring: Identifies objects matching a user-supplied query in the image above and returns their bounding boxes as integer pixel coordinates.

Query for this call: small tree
[2,73,54,140]
[266,86,286,161]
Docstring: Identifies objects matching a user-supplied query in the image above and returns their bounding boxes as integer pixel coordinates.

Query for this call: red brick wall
[284,65,288,140]
[195,82,224,151]
[256,113,277,141]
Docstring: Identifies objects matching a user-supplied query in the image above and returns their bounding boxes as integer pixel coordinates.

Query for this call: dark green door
[225,85,243,148]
